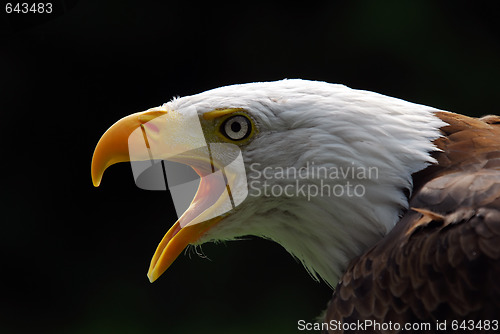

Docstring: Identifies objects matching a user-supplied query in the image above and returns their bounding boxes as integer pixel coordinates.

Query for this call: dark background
[1,1,499,333]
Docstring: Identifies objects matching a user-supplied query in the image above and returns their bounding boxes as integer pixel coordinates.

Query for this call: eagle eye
[221,115,252,141]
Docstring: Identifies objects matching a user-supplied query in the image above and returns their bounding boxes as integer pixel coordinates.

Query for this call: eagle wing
[324,112,500,333]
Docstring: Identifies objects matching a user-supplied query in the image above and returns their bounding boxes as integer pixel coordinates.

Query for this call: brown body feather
[323,111,500,333]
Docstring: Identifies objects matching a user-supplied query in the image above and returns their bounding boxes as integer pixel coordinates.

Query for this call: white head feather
[165,79,445,287]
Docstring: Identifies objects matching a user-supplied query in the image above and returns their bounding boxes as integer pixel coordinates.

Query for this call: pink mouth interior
[177,166,227,228]
[140,124,227,229]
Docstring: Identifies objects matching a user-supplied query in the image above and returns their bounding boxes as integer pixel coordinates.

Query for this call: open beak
[91,108,226,282]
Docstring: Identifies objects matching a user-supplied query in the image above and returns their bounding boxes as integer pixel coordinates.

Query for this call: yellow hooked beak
[91,108,224,282]
[91,109,165,187]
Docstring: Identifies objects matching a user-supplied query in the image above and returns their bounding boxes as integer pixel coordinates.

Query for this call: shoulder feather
[323,112,500,332]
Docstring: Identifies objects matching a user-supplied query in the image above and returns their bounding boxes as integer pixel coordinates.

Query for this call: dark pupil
[230,121,242,133]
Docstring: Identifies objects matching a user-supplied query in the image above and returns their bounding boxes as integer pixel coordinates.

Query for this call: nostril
[139,110,165,132]
[143,121,159,133]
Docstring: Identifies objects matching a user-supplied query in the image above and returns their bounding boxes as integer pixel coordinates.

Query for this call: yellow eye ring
[202,109,257,144]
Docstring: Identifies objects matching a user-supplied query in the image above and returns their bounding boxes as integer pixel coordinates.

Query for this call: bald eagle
[92,80,500,333]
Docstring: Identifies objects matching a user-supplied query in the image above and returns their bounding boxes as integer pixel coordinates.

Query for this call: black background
[1,1,499,333]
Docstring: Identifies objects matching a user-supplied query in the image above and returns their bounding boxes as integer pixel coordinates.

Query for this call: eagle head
[91,79,444,287]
